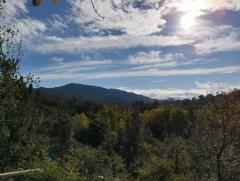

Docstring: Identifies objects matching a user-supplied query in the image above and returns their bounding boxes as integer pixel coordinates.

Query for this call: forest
[1,47,240,180]
[1,1,240,181]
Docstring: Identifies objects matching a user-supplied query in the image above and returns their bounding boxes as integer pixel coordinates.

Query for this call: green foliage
[138,157,174,181]
[22,159,79,181]
[96,105,131,132]
[0,15,240,179]
[95,105,133,152]
[156,136,190,174]
[63,146,128,180]
[142,106,190,139]
[2,0,240,180]
[9,90,240,180]
[0,22,42,171]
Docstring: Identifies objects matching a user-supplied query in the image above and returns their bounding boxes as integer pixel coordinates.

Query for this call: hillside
[37,83,154,104]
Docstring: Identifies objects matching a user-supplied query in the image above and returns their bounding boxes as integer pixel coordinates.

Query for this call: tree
[63,146,127,180]
[138,156,174,181]
[72,113,89,129]
[192,94,240,181]
[158,136,190,175]
[95,105,131,153]
[142,106,190,139]
[25,160,79,181]
[117,111,145,166]
[48,101,75,156]
[0,0,43,171]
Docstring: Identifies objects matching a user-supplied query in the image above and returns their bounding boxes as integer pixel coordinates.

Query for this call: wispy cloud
[51,57,64,63]
[195,81,240,92]
[5,0,27,18]
[128,50,184,65]
[40,59,113,73]
[15,18,46,39]
[35,35,193,54]
[151,80,167,83]
[3,0,47,45]
[4,0,240,92]
[162,0,240,17]
[38,65,240,81]
[194,31,240,54]
[70,0,166,35]
[69,0,240,37]
[48,14,69,33]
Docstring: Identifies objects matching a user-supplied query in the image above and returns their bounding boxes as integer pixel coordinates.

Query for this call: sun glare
[181,13,196,29]
[179,0,206,29]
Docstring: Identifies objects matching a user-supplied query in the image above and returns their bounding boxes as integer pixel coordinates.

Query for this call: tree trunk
[217,155,221,181]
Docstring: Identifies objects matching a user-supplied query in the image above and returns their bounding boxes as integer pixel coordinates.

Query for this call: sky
[3,0,240,99]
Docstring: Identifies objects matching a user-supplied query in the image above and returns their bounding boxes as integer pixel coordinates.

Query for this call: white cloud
[4,0,240,57]
[161,2,240,55]
[48,14,68,33]
[162,0,240,17]
[171,18,240,55]
[151,80,167,83]
[68,0,240,37]
[128,50,184,65]
[44,36,64,42]
[119,87,206,99]
[5,0,27,18]
[70,0,166,35]
[15,18,47,39]
[119,81,240,99]
[40,60,113,73]
[51,57,64,63]
[3,0,240,90]
[194,32,240,55]
[127,51,216,70]
[128,50,162,64]
[82,66,240,80]
[35,34,193,54]
[129,62,178,70]
[38,65,240,81]
[181,58,216,66]
[195,81,240,92]
[2,0,47,47]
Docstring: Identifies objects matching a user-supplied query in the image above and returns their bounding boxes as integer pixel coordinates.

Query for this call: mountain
[37,83,154,104]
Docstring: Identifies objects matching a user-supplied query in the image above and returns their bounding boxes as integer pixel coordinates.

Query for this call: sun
[179,0,206,29]
[180,13,196,29]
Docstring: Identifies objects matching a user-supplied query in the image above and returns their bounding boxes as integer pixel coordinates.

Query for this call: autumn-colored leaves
[32,0,57,6]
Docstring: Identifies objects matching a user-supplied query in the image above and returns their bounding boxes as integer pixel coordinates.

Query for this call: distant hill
[37,83,154,104]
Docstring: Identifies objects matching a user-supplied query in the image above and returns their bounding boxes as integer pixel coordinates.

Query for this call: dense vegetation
[1,1,240,180]
[1,53,240,180]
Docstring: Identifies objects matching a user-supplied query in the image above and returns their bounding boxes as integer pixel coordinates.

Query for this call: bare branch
[90,0,105,19]
[16,34,23,61]
[0,169,43,177]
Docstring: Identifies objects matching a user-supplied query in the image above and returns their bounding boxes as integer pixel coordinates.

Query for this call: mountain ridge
[37,83,154,104]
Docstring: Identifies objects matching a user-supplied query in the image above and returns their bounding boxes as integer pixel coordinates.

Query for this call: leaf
[51,0,57,5]
[32,0,41,6]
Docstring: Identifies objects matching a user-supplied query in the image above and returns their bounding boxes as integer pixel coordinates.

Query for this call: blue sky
[4,0,240,99]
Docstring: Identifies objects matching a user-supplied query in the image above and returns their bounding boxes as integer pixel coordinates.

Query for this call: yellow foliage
[51,0,57,4]
[72,113,89,129]
[33,0,41,6]
[32,0,57,6]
